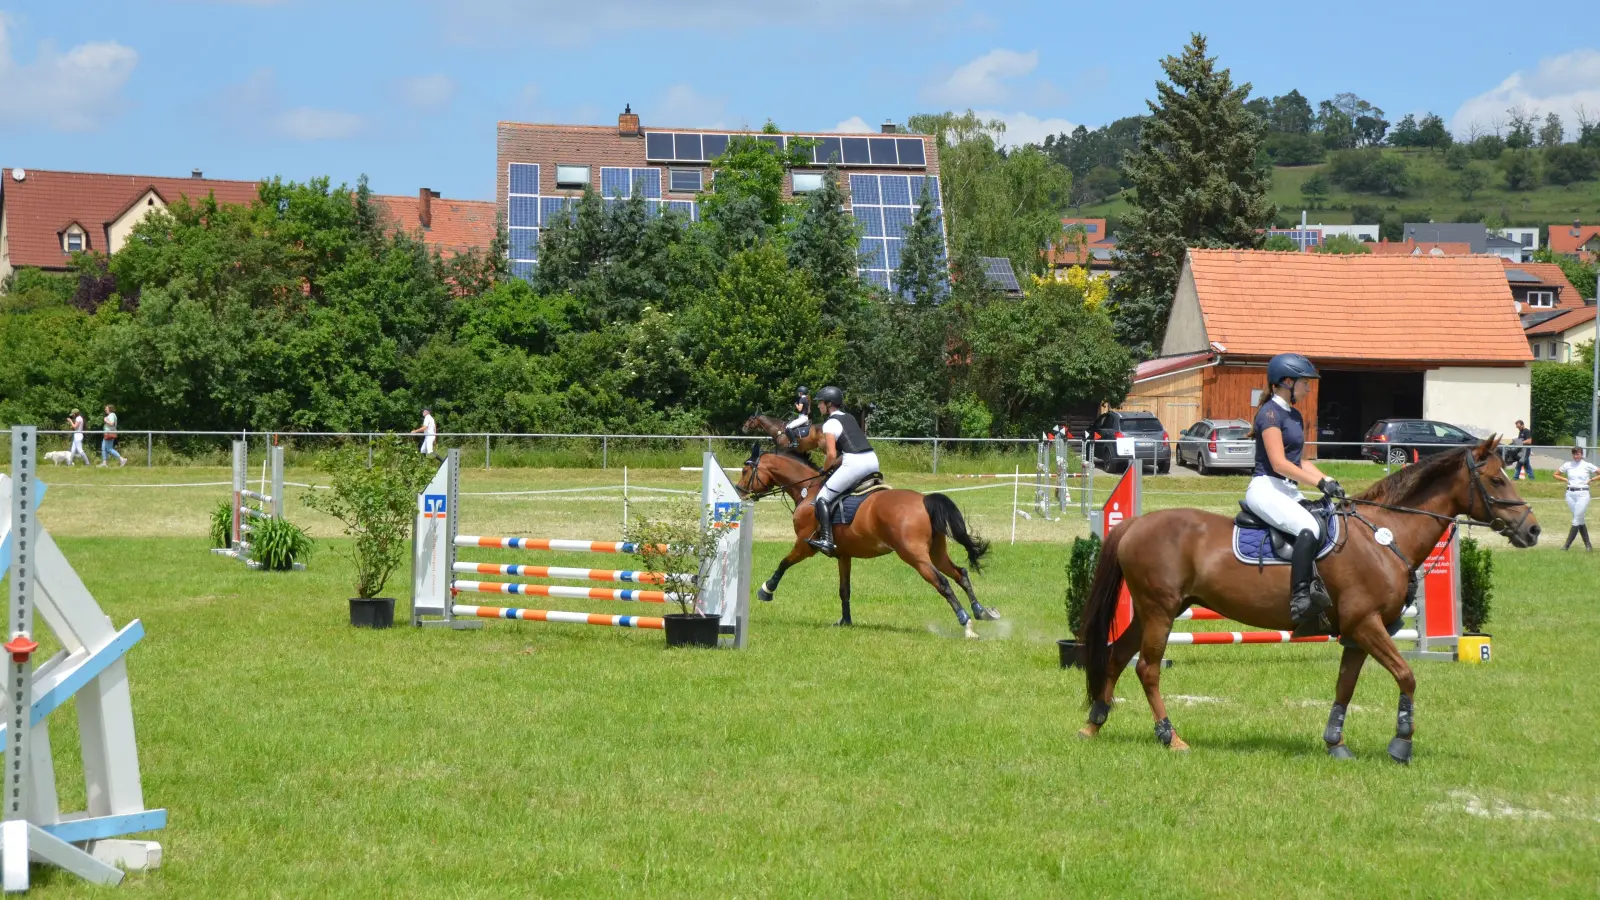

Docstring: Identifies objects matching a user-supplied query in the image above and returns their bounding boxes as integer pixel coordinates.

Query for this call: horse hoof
[963,626,981,640]
[1387,737,1412,765]
[1327,742,1356,761]
[974,607,1002,621]
[1169,736,1191,753]
[832,618,852,627]
[757,587,774,603]
[1077,725,1100,740]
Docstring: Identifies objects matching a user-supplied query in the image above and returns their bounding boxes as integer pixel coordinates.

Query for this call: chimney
[418,188,439,229]
[1575,219,1583,236]
[880,120,897,134]
[191,168,203,179]
[618,104,640,137]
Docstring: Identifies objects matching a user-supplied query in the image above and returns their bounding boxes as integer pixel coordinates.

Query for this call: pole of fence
[368,436,374,468]
[1010,465,1019,545]
[1083,438,1094,516]
[485,434,491,470]
[602,436,608,470]
[147,432,153,467]
[1591,335,1598,461]
[622,466,629,529]
[931,438,939,475]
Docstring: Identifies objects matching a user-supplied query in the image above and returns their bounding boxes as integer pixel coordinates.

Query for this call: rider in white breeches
[1555,446,1598,551]
[806,386,879,557]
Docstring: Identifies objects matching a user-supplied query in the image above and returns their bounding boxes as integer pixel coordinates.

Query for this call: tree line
[0,130,1129,440]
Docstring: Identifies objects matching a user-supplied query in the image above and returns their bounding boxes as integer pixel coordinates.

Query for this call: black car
[1089,410,1171,474]
[1362,419,1478,465]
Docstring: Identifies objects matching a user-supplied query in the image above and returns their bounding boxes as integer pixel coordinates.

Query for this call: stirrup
[806,537,837,558]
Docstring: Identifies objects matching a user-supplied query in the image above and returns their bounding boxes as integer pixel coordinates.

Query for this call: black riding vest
[829,411,873,454]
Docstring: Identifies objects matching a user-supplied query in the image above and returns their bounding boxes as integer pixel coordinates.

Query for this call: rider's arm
[822,433,839,471]
[1262,427,1325,488]
[1553,464,1570,483]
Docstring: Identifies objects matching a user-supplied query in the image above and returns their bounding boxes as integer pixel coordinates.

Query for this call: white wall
[1312,223,1381,242]
[107,190,166,255]
[0,202,11,288]
[1497,226,1539,252]
[1423,366,1531,437]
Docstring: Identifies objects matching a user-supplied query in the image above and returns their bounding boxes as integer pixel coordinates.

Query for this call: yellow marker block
[1458,634,1492,664]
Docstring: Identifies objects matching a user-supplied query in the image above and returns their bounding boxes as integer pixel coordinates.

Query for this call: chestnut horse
[735,444,999,638]
[742,414,823,454]
[1078,437,1538,762]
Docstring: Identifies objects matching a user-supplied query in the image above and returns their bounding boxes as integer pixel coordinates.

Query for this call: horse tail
[1083,522,1129,704]
[924,493,990,572]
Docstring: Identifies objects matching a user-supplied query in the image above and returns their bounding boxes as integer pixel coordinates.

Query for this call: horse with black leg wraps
[1077,437,1537,761]
[735,444,998,638]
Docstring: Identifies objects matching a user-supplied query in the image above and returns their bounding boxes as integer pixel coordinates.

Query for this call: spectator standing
[66,409,90,466]
[1512,419,1534,480]
[1554,446,1598,551]
[410,408,440,460]
[99,405,126,467]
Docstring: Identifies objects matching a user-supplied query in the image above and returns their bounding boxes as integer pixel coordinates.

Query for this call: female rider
[1553,446,1598,551]
[1245,353,1345,636]
[806,386,879,557]
[784,386,812,449]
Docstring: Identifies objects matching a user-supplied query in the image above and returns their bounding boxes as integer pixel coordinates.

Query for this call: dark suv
[1362,419,1477,465]
[1089,411,1171,474]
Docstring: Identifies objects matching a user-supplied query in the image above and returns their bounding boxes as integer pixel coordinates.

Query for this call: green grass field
[6,461,1600,897]
[1077,148,1600,227]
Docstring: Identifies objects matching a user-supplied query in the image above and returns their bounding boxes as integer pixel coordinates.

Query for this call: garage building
[1126,250,1532,458]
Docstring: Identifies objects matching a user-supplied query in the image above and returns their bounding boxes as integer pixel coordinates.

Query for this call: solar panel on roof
[896,138,926,166]
[1504,269,1540,282]
[980,256,1022,293]
[675,133,703,161]
[814,137,843,164]
[869,137,898,165]
[702,133,729,160]
[645,133,674,160]
[842,137,871,165]
[509,163,540,195]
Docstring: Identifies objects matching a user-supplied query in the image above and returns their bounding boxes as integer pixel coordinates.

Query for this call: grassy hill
[1075,147,1600,229]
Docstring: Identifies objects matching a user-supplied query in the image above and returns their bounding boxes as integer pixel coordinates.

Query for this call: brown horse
[1078,437,1538,762]
[734,444,999,638]
[742,413,823,454]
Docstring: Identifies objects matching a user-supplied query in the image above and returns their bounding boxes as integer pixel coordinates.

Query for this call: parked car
[1089,410,1171,474]
[1175,418,1254,474]
[1362,419,1478,465]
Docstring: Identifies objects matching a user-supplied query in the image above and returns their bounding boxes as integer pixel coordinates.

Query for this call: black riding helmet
[816,385,844,408]
[1266,353,1318,387]
[795,386,810,406]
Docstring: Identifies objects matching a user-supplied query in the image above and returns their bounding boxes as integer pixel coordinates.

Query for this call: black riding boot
[1583,525,1593,551]
[1566,526,1581,550]
[806,496,837,557]
[1289,529,1327,637]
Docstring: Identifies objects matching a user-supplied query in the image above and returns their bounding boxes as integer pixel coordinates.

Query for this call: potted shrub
[1458,535,1494,658]
[210,499,312,571]
[1060,534,1101,668]
[305,436,436,628]
[626,499,724,649]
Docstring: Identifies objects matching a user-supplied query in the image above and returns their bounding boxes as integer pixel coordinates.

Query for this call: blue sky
[4,2,1598,201]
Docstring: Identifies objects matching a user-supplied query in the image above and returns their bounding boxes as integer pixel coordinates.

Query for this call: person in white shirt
[1553,446,1598,551]
[65,409,90,466]
[410,408,440,460]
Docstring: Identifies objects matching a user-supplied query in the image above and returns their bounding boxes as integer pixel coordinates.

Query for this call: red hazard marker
[4,635,39,663]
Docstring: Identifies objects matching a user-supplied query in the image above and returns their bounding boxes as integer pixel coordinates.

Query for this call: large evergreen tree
[895,182,947,305]
[786,166,865,332]
[1112,33,1274,356]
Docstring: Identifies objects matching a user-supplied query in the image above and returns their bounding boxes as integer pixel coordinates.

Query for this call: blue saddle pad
[832,491,872,527]
[1233,516,1339,566]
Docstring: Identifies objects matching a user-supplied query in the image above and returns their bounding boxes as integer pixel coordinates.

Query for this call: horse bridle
[737,446,827,504]
[1344,448,1532,538]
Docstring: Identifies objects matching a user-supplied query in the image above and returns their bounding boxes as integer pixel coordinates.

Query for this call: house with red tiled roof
[1502,259,1584,313]
[1046,217,1118,274]
[371,189,495,258]
[1524,306,1597,363]
[1125,249,1531,454]
[0,167,261,284]
[1548,220,1600,262]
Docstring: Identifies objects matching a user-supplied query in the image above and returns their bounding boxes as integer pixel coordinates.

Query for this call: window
[1532,343,1541,359]
[1085,223,1099,233]
[64,229,84,252]
[555,165,590,189]
[669,168,703,193]
[1432,424,1470,440]
[1526,290,1554,308]
[1550,341,1560,359]
[792,172,825,194]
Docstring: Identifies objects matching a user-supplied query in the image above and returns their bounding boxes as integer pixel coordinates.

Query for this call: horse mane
[1358,446,1472,506]
[773,447,819,470]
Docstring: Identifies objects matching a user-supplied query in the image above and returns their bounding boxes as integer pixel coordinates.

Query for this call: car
[1362,419,1478,465]
[1089,410,1171,474]
[1175,418,1254,475]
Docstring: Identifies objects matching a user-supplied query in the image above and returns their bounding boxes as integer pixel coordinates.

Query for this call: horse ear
[1475,434,1499,460]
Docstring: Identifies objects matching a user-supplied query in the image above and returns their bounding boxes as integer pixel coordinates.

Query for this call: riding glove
[1318,478,1346,500]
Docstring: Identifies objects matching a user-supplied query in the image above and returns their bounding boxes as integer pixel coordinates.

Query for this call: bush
[210,499,233,549]
[1459,536,1494,633]
[250,516,314,571]
[625,498,722,616]
[1064,534,1101,637]
[1529,361,1594,444]
[304,436,436,599]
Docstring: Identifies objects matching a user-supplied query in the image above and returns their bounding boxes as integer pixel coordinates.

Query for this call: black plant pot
[350,597,395,629]
[1058,639,1084,669]
[663,613,721,648]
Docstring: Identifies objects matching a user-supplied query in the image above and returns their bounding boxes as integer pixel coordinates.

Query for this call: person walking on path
[1512,420,1535,480]
[99,405,126,467]
[1554,446,1598,551]
[410,408,441,461]
[66,409,90,466]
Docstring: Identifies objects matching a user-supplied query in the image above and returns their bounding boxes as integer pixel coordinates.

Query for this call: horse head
[1464,435,1540,547]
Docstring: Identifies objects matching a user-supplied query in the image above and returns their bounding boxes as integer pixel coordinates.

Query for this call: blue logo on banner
[713,501,741,525]
[423,494,447,518]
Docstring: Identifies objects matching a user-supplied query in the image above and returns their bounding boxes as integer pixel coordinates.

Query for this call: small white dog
[44,450,74,465]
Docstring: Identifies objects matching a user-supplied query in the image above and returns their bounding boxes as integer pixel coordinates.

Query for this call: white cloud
[655,83,726,129]
[1451,49,1600,139]
[972,110,1076,147]
[0,14,138,132]
[928,48,1039,106]
[217,68,367,141]
[831,116,875,133]
[396,73,459,114]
